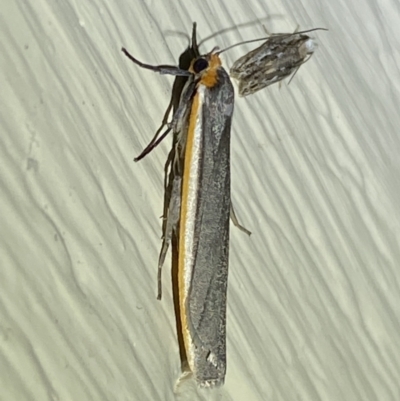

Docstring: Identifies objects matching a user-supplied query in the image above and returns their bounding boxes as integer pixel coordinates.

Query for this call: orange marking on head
[200,53,221,87]
[189,53,222,88]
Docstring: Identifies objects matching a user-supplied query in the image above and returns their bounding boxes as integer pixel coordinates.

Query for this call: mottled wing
[230,33,315,96]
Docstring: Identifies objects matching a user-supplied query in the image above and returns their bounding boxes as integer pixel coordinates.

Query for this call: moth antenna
[218,27,328,55]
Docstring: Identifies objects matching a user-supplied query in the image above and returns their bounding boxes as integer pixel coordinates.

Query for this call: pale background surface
[1,0,400,400]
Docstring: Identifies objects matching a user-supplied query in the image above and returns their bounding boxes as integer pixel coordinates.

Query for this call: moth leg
[121,48,191,76]
[288,53,312,85]
[157,175,182,299]
[170,80,197,133]
[287,66,301,85]
[134,126,172,161]
[134,81,196,161]
[262,24,271,36]
[135,89,197,162]
[135,100,174,160]
[230,202,251,236]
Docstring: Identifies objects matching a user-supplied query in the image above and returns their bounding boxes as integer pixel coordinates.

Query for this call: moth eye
[193,58,209,73]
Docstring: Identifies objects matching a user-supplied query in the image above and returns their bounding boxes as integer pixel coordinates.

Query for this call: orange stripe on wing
[178,91,200,372]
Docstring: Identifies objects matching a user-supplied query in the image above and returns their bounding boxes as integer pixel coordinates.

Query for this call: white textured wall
[1,0,400,400]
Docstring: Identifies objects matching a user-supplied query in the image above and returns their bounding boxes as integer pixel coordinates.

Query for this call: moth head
[189,52,222,87]
[298,37,317,58]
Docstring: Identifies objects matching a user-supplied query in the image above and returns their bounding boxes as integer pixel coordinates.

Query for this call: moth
[230,28,326,96]
[122,24,235,388]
